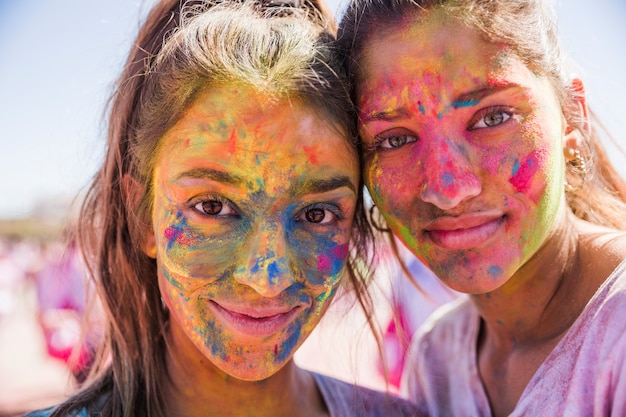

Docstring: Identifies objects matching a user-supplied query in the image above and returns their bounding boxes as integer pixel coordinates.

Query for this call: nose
[233,223,294,298]
[419,137,481,210]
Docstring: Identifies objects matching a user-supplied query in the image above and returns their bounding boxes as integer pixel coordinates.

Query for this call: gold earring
[564,147,589,192]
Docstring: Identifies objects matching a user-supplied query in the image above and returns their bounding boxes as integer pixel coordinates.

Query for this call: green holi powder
[521,134,566,260]
[162,268,186,291]
[314,285,337,315]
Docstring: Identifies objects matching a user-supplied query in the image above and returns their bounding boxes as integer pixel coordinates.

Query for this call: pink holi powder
[332,244,349,259]
[317,244,350,271]
[302,145,319,165]
[164,227,198,246]
[509,153,539,193]
[317,255,332,272]
[164,227,179,241]
[227,128,237,155]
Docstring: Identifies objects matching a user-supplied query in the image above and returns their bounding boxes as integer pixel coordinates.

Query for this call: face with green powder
[144,84,359,380]
[355,10,572,294]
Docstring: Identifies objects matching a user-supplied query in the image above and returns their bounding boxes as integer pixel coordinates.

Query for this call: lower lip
[210,302,301,339]
[426,217,505,250]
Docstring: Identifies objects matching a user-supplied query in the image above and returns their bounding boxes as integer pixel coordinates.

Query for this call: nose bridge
[419,133,481,210]
[233,220,293,297]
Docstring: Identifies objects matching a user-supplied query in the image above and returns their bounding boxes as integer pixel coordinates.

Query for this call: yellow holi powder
[315,281,335,315]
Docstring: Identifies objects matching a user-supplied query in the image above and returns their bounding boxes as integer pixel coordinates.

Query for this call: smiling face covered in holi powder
[356,10,571,294]
[146,84,358,381]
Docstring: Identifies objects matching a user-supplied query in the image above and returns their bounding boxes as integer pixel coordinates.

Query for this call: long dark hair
[50,1,379,416]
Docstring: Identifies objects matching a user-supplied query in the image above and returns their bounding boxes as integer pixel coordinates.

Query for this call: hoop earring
[564,147,589,192]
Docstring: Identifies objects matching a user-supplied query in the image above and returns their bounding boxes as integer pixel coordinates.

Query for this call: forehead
[154,84,357,189]
[356,10,557,118]
[357,10,521,91]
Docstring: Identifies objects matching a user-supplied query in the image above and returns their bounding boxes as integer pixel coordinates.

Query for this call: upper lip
[423,210,505,232]
[211,300,304,318]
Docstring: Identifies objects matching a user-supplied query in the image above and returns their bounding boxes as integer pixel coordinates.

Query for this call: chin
[211,353,293,382]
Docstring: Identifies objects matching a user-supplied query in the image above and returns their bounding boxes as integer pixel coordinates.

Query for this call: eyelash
[295,203,343,226]
[469,106,515,130]
[370,133,418,152]
[191,195,239,218]
[367,105,517,151]
[190,196,343,226]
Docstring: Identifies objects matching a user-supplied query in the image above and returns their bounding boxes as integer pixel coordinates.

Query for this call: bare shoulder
[578,221,626,279]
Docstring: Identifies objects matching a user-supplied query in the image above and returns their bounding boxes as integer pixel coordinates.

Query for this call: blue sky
[0,0,624,219]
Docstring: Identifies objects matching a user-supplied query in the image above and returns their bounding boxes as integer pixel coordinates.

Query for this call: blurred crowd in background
[0,232,84,416]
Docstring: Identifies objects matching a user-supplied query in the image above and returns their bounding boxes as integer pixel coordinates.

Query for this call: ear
[122,174,157,259]
[563,77,590,154]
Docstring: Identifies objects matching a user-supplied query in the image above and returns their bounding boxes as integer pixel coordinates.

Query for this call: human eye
[191,195,238,217]
[296,203,342,226]
[470,106,513,130]
[370,132,418,151]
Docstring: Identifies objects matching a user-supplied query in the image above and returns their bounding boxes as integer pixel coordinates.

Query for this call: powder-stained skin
[145,84,359,380]
[356,10,566,295]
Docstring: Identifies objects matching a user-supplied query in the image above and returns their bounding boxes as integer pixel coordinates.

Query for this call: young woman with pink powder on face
[338,0,626,415]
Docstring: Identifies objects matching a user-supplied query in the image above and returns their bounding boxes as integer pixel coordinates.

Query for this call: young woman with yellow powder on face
[22,1,422,416]
[338,0,626,415]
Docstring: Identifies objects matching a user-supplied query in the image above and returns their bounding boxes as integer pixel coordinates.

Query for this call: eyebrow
[293,176,357,196]
[451,85,516,108]
[174,168,355,194]
[361,84,520,123]
[174,168,244,186]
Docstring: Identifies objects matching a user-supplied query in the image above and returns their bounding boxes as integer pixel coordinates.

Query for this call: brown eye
[193,198,236,217]
[305,208,326,223]
[201,200,223,215]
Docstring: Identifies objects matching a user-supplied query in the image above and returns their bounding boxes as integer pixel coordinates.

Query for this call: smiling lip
[210,301,303,339]
[424,212,505,250]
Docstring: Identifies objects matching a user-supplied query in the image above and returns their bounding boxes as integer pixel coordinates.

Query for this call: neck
[471,209,586,348]
[161,334,326,417]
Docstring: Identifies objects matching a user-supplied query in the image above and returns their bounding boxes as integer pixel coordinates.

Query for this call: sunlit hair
[59,1,377,416]
[338,0,626,230]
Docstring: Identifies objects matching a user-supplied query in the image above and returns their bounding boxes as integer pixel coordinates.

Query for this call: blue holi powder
[315,287,337,303]
[327,244,349,278]
[314,287,338,313]
[276,320,302,362]
[165,212,187,251]
[441,172,455,187]
[204,320,228,361]
[512,159,520,176]
[488,265,503,277]
[250,259,260,274]
[162,269,185,291]
[452,98,479,109]
[267,261,281,283]
[418,101,425,114]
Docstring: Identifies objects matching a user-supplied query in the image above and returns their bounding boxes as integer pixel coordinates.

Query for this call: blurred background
[0,0,624,415]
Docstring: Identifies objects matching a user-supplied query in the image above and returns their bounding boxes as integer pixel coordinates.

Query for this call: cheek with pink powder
[156,197,350,293]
